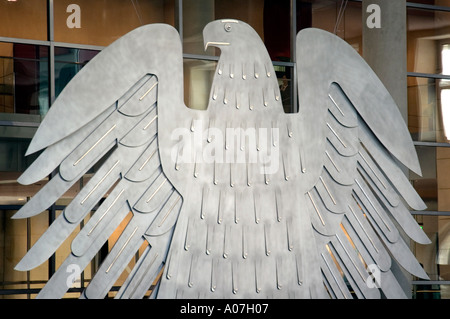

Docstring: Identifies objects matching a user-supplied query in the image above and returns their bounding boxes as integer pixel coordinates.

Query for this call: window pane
[0,0,48,41]
[29,211,50,296]
[0,210,28,299]
[408,0,450,6]
[183,59,217,110]
[54,0,175,46]
[411,146,450,212]
[414,283,450,299]
[298,0,362,55]
[275,65,294,113]
[55,47,100,97]
[183,0,292,60]
[0,138,39,173]
[412,146,450,299]
[407,76,450,143]
[0,43,14,113]
[414,215,450,284]
[184,0,363,60]
[407,8,450,76]
[0,43,50,116]
[412,146,438,211]
[183,59,295,112]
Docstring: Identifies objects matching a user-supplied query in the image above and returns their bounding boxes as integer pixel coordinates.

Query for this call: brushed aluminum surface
[14,20,430,299]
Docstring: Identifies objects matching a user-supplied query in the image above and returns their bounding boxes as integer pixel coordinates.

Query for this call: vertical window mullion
[290,0,298,114]
[176,0,183,42]
[47,0,56,281]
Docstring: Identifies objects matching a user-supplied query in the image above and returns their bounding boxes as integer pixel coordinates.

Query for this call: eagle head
[203,19,267,60]
[202,19,281,112]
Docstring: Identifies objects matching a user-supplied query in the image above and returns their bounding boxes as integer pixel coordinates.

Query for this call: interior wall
[53,0,175,46]
[0,1,48,41]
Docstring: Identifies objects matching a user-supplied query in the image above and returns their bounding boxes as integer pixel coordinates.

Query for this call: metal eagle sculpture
[13,20,430,299]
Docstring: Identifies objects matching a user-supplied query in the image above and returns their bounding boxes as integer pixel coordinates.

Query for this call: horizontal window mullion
[411,211,450,216]
[406,2,450,12]
[408,72,450,80]
[0,36,50,47]
[413,141,450,147]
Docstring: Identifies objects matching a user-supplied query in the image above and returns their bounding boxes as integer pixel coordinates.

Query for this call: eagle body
[13,20,430,299]
[156,20,324,298]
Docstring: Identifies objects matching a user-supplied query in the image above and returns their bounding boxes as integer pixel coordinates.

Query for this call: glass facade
[405,1,450,299]
[0,0,450,299]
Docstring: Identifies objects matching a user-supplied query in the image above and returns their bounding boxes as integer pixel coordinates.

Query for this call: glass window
[183,59,217,110]
[183,0,292,60]
[0,138,39,173]
[0,0,48,41]
[414,215,450,295]
[407,8,450,76]
[275,64,294,113]
[54,0,175,46]
[414,283,450,299]
[411,146,450,211]
[0,43,50,116]
[411,146,438,211]
[54,47,99,97]
[412,145,450,300]
[298,0,362,55]
[182,59,295,113]
[0,210,28,299]
[408,0,450,6]
[0,43,14,114]
[407,76,450,143]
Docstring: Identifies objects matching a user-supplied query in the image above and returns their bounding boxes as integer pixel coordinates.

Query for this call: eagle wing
[293,28,430,298]
[13,22,431,300]
[13,24,188,299]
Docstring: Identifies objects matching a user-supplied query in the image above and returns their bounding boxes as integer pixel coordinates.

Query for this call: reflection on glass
[299,0,362,54]
[55,47,100,98]
[407,76,450,142]
[407,8,450,75]
[183,0,215,56]
[0,43,14,113]
[414,214,450,298]
[183,0,292,60]
[440,44,450,141]
[183,59,216,110]
[54,0,175,46]
[412,146,450,210]
[0,44,49,116]
[0,138,39,174]
[441,88,450,140]
[183,0,362,58]
[411,146,438,211]
[0,210,28,299]
[183,59,294,112]
[414,214,450,299]
[275,65,294,113]
[413,145,450,299]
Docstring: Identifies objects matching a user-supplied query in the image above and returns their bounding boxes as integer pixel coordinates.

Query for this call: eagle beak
[204,41,230,51]
[203,21,230,52]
